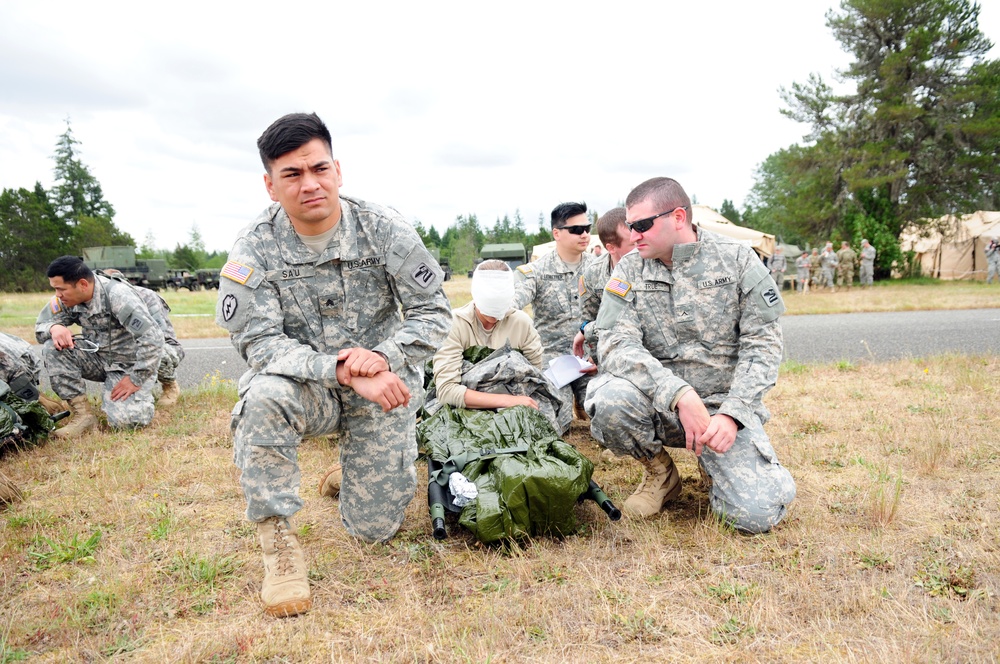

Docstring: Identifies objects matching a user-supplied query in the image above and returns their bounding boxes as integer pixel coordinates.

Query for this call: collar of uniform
[84,276,107,315]
[671,226,703,263]
[273,203,345,265]
[550,251,585,273]
[641,256,674,284]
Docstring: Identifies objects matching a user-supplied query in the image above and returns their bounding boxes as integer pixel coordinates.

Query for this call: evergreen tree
[51,121,116,223]
[754,0,999,246]
[50,121,135,253]
[719,199,741,224]
[0,185,66,290]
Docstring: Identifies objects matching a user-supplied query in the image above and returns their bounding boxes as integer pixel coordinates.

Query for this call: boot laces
[271,519,296,577]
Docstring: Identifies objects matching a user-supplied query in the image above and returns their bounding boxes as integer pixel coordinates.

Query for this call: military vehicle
[468,243,527,276]
[166,269,198,291]
[196,268,221,289]
[82,246,169,290]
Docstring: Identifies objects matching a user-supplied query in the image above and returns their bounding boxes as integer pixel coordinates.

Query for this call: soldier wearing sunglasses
[512,202,596,431]
[585,178,795,533]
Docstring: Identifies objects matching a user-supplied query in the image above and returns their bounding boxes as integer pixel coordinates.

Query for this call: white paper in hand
[543,354,595,388]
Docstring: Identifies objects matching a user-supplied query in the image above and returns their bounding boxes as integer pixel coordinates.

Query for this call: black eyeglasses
[626,206,687,234]
[556,224,591,235]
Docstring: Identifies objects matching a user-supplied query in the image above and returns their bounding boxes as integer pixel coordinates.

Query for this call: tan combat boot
[52,395,97,439]
[258,516,311,617]
[623,448,682,518]
[37,393,67,417]
[318,464,342,498]
[158,380,180,408]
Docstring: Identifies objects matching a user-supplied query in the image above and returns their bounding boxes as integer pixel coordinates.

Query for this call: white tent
[899,211,1000,280]
[691,205,776,259]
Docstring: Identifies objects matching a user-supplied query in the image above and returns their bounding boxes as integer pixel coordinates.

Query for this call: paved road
[780,308,1000,364]
[169,308,1000,388]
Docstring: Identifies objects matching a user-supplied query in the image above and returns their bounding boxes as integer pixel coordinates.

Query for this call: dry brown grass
[1,355,998,662]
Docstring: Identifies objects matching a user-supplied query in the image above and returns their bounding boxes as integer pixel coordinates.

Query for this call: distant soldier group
[774,239,877,293]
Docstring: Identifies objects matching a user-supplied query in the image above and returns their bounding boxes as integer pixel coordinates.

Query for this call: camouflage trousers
[0,351,40,387]
[837,266,853,287]
[42,342,157,428]
[859,262,874,286]
[158,344,183,383]
[231,373,419,543]
[771,271,784,291]
[987,259,999,284]
[585,375,796,533]
[820,267,835,288]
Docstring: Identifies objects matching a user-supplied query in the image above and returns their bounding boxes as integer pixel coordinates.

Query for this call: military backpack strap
[429,445,532,486]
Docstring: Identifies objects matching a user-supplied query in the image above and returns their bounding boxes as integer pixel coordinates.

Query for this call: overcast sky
[2,1,999,253]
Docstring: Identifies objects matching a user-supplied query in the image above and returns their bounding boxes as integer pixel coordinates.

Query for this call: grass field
[1,356,998,662]
[1,280,999,661]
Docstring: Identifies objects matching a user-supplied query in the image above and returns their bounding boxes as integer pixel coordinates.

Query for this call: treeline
[0,122,223,292]
[743,0,1000,279]
[0,123,136,291]
[136,227,228,273]
[414,210,601,275]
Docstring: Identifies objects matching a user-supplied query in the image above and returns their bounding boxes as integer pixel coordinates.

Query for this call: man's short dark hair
[47,256,93,283]
[257,113,333,173]
[596,207,627,246]
[625,178,692,223]
[550,202,588,229]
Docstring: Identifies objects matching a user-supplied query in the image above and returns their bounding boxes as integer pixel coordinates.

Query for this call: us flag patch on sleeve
[49,297,65,314]
[221,261,254,284]
[605,277,632,298]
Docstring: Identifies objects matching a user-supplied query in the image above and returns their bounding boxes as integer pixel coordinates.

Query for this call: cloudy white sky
[2,1,999,253]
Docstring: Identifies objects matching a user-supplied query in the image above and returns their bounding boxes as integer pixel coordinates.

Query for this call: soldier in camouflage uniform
[0,332,63,413]
[586,177,796,533]
[836,241,856,290]
[767,246,787,291]
[573,207,635,363]
[0,332,43,398]
[859,239,876,287]
[512,202,595,426]
[795,251,811,293]
[819,242,838,292]
[809,248,822,289]
[103,270,184,406]
[987,236,1000,284]
[216,113,450,618]
[36,256,165,437]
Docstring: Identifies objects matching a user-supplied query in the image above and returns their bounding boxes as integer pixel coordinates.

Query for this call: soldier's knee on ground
[104,399,155,429]
[342,511,406,544]
[708,462,796,534]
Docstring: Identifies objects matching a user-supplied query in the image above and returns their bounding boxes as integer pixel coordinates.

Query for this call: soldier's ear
[263,173,278,202]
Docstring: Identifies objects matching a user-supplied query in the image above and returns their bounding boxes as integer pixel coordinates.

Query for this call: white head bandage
[471,269,515,320]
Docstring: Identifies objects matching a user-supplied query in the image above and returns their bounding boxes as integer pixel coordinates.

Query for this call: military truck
[166,269,199,291]
[196,268,221,289]
[467,243,527,276]
[82,246,169,290]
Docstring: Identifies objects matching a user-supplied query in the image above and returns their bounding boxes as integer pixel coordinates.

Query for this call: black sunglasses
[626,206,687,234]
[556,224,591,235]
